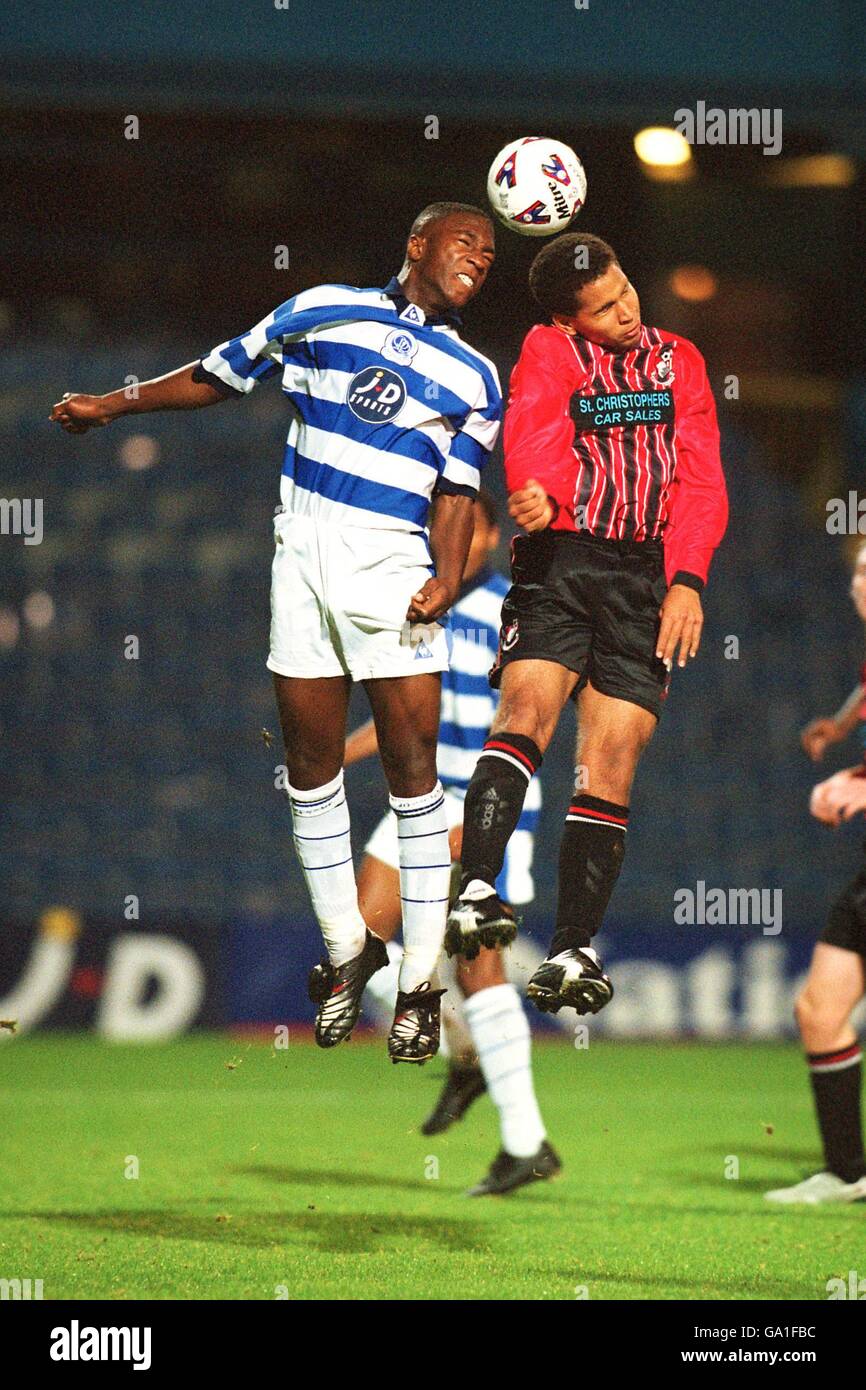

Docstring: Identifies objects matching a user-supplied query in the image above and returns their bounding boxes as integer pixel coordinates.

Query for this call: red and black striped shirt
[503,323,728,587]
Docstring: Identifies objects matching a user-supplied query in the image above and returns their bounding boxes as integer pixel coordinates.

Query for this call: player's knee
[285,748,343,789]
[795,986,846,1038]
[380,740,438,797]
[582,736,639,798]
[493,706,549,750]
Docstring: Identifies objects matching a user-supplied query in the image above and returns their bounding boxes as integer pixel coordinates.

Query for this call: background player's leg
[549,680,655,956]
[273,673,368,966]
[364,672,450,992]
[359,828,474,1055]
[458,659,576,896]
[357,853,403,943]
[795,943,866,1184]
[357,851,405,1017]
[458,947,548,1159]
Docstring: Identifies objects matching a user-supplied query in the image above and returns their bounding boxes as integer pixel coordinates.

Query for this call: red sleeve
[663,337,728,588]
[503,325,584,518]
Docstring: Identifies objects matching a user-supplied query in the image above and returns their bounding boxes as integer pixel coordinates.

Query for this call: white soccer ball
[486,136,587,238]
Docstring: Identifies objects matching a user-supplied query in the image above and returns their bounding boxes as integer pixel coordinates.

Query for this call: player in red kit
[445,233,728,1015]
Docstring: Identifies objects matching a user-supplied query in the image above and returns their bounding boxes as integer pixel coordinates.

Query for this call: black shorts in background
[822,848,866,956]
[488,531,672,720]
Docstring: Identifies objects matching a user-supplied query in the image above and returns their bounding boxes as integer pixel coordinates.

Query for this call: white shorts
[266,511,450,682]
[364,787,536,907]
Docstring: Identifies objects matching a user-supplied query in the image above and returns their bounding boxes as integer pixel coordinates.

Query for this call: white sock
[391,781,451,993]
[463,983,546,1158]
[288,770,366,967]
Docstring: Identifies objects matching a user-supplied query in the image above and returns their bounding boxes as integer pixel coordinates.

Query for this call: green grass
[0,1033,861,1300]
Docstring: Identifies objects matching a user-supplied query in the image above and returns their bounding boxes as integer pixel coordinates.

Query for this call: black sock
[549,793,628,955]
[807,1045,866,1183]
[459,733,543,893]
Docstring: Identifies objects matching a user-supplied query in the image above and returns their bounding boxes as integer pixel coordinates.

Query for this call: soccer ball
[486,136,587,237]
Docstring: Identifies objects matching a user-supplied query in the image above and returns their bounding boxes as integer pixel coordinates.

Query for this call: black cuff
[670,570,705,594]
[546,494,561,524]
[191,361,241,397]
[433,477,477,500]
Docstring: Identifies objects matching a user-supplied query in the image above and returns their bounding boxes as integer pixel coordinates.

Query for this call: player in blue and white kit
[345,493,561,1195]
[50,202,500,1065]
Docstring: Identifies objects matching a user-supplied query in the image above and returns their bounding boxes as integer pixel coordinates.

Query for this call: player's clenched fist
[49,393,115,434]
[407,577,454,624]
[508,478,554,533]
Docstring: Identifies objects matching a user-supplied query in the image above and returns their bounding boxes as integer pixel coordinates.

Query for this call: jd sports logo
[347,366,406,424]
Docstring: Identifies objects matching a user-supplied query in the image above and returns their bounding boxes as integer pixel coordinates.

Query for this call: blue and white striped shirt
[196,279,502,542]
[440,565,540,906]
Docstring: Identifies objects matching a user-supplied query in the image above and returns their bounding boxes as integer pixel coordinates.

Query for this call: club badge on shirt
[382,329,419,366]
[651,345,676,388]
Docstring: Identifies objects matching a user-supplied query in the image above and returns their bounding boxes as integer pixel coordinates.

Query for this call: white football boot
[764,1171,866,1205]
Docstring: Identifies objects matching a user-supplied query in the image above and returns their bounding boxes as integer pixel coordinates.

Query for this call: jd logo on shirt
[347,366,406,424]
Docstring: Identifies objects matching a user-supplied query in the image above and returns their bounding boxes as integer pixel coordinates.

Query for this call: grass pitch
[1,1034,861,1300]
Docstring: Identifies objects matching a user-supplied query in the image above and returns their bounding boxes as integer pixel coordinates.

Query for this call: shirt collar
[382,275,462,328]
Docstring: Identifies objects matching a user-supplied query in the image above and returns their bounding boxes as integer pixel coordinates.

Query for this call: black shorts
[488,531,672,720]
[822,847,866,956]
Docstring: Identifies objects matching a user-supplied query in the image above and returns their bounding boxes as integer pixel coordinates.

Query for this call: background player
[345,491,559,1195]
[766,540,866,1204]
[49,202,500,1065]
[446,232,728,1016]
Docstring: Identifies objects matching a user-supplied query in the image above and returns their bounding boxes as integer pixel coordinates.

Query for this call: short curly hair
[409,202,492,238]
[528,233,619,317]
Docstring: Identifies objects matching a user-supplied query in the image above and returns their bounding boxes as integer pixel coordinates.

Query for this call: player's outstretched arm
[49,363,226,434]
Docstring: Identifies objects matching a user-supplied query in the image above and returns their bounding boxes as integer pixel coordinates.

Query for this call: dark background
[1,0,865,1015]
